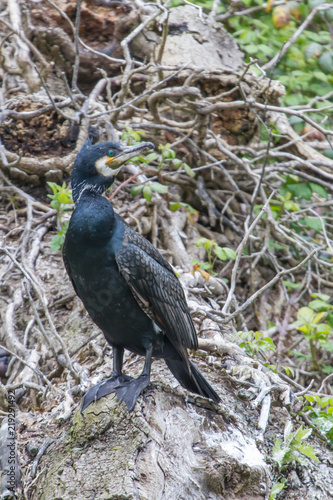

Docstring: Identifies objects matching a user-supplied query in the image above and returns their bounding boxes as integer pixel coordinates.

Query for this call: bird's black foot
[81,373,133,413]
[115,374,151,412]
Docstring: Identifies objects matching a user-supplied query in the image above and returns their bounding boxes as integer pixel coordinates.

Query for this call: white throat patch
[95,156,121,177]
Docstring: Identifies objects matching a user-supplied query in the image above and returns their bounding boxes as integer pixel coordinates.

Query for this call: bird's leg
[115,345,153,412]
[81,347,133,413]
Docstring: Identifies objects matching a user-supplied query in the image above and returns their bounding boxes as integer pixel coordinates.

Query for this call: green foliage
[269,479,286,500]
[195,237,236,274]
[280,175,328,202]
[157,143,195,177]
[293,295,333,372]
[47,182,73,251]
[234,330,276,358]
[130,181,168,201]
[127,134,195,201]
[255,175,328,232]
[121,126,146,145]
[169,201,199,223]
[216,0,333,137]
[271,420,318,470]
[304,395,333,447]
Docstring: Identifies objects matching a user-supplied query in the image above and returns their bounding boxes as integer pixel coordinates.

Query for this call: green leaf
[318,52,333,74]
[293,426,312,444]
[183,163,195,178]
[322,363,333,373]
[58,192,70,204]
[271,438,287,469]
[282,365,295,377]
[130,185,144,196]
[213,246,227,261]
[309,182,328,199]
[150,182,168,195]
[222,247,237,260]
[172,158,182,168]
[283,280,302,290]
[323,149,333,160]
[142,185,152,201]
[309,299,330,311]
[242,44,259,55]
[259,337,276,351]
[196,238,209,247]
[313,70,329,82]
[297,307,316,324]
[297,443,318,461]
[169,201,181,212]
[305,42,323,60]
[270,479,286,500]
[302,216,323,232]
[312,293,331,302]
[288,183,313,200]
[50,234,65,251]
[145,152,159,162]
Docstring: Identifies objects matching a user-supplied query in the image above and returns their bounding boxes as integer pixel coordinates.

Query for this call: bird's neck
[72,176,114,205]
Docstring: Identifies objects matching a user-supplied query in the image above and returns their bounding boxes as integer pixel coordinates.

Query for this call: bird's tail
[165,359,220,403]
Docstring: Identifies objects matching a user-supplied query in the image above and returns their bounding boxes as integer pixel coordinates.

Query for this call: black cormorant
[63,139,220,412]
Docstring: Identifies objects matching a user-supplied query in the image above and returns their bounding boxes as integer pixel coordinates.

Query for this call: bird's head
[71,139,154,203]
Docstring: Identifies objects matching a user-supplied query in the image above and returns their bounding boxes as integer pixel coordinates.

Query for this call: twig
[263,3,333,71]
[0,343,55,393]
[72,0,83,91]
[31,439,54,478]
[0,247,80,381]
[222,193,275,315]
[223,247,321,323]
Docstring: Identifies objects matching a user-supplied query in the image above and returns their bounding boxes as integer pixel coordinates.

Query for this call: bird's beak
[105,142,154,170]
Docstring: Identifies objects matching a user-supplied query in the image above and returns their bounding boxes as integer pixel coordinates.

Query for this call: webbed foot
[115,374,151,412]
[81,373,133,413]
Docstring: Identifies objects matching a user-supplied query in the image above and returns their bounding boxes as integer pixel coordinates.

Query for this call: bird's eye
[107,150,114,158]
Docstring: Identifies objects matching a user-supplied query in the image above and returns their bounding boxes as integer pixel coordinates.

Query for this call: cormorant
[63,139,220,412]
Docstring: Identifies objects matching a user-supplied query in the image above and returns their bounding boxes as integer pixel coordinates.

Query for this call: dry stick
[0,343,56,394]
[222,247,320,324]
[75,78,108,150]
[31,439,54,479]
[294,379,315,397]
[0,248,80,381]
[7,381,45,393]
[222,193,275,315]
[112,4,168,123]
[24,281,59,361]
[198,100,333,139]
[91,65,190,120]
[263,3,333,71]
[34,66,80,123]
[5,288,27,358]
[216,1,287,21]
[44,0,127,65]
[317,373,333,394]
[182,0,204,22]
[0,138,21,168]
[308,207,333,255]
[0,97,84,122]
[72,0,83,91]
[258,150,333,182]
[0,18,49,71]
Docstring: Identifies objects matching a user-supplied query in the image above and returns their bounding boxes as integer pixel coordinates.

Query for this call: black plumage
[63,139,220,411]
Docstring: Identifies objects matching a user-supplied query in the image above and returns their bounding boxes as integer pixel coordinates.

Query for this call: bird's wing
[116,214,175,274]
[62,245,80,297]
[115,241,198,351]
